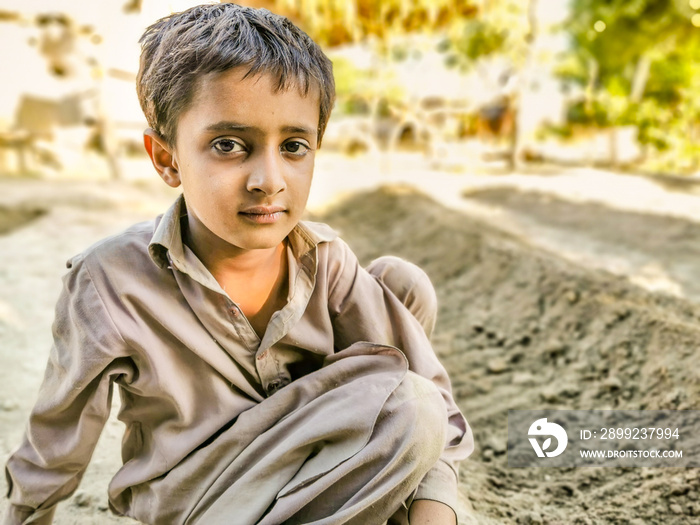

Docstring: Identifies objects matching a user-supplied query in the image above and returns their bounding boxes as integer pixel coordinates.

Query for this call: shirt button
[228,306,240,318]
[257,350,268,361]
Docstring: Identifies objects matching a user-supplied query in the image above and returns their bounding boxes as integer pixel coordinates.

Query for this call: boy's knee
[388,373,446,467]
[366,256,437,337]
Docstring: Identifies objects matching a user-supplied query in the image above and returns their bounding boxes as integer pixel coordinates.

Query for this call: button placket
[256,348,283,395]
[223,299,260,345]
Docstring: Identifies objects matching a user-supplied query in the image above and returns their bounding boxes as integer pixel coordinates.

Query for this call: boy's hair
[136,2,335,147]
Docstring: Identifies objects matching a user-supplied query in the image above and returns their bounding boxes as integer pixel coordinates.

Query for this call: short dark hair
[136,3,335,147]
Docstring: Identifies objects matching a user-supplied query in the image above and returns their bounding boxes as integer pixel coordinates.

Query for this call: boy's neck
[182,213,284,277]
[183,214,290,338]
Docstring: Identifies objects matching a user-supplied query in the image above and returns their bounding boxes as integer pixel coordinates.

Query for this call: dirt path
[0,171,699,524]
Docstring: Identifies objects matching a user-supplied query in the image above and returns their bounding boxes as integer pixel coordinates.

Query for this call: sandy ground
[1,155,699,524]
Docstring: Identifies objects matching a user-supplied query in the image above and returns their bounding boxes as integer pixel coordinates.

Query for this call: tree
[251,0,478,47]
[439,0,539,168]
[230,0,483,156]
[560,0,700,172]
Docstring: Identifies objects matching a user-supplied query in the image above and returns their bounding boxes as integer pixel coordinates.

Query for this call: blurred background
[1,0,700,180]
[2,2,700,524]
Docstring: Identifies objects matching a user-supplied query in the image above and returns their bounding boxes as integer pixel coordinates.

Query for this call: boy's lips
[238,205,287,224]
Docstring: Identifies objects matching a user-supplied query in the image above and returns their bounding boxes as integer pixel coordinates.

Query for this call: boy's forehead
[195,67,321,105]
[178,67,321,134]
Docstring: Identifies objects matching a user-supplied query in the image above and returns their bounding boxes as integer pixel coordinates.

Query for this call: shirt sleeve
[4,255,133,524]
[326,238,473,514]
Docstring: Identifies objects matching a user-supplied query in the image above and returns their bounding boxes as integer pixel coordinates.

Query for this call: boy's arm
[326,239,473,517]
[4,256,132,524]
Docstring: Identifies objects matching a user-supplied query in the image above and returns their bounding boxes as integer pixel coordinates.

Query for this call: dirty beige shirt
[5,196,472,522]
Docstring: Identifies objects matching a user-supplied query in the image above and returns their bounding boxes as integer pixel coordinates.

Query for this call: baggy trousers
[127,256,449,525]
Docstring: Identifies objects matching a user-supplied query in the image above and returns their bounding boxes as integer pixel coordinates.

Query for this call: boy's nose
[246,147,286,196]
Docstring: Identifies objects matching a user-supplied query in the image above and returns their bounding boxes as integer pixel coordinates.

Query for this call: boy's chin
[226,231,290,252]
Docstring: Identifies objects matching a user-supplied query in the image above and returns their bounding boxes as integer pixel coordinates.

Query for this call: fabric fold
[127,342,411,525]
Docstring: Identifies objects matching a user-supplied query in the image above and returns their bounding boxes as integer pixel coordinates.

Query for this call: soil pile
[320,186,700,525]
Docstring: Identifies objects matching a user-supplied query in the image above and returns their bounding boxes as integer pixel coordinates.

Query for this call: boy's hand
[408,499,457,524]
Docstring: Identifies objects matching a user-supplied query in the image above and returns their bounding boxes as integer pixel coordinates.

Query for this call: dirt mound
[462,187,700,302]
[319,186,700,525]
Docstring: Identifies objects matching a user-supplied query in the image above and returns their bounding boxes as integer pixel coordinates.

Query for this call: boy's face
[148,67,320,255]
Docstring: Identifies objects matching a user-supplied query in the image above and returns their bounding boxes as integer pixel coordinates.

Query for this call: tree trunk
[630,55,651,104]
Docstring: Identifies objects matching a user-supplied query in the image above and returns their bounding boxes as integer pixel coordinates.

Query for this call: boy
[4,3,472,524]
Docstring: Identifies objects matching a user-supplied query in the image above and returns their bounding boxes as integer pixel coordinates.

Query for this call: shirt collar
[148,195,337,271]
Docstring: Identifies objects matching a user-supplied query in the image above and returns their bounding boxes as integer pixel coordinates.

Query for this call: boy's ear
[143,128,181,188]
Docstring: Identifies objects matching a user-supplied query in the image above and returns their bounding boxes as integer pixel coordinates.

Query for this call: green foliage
[331,56,405,115]
[446,20,507,62]
[566,0,689,75]
[440,0,531,70]
[561,0,700,173]
[261,0,479,120]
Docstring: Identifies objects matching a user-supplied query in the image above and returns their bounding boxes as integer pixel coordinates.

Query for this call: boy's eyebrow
[205,121,317,136]
[281,125,318,136]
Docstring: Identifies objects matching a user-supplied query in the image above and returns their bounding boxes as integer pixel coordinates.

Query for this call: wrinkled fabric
[132,344,447,525]
[4,196,473,524]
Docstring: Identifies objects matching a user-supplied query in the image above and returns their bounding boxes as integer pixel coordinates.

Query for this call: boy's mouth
[239,205,286,224]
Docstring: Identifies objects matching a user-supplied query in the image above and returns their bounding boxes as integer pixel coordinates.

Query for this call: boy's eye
[213,139,244,153]
[282,141,310,155]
